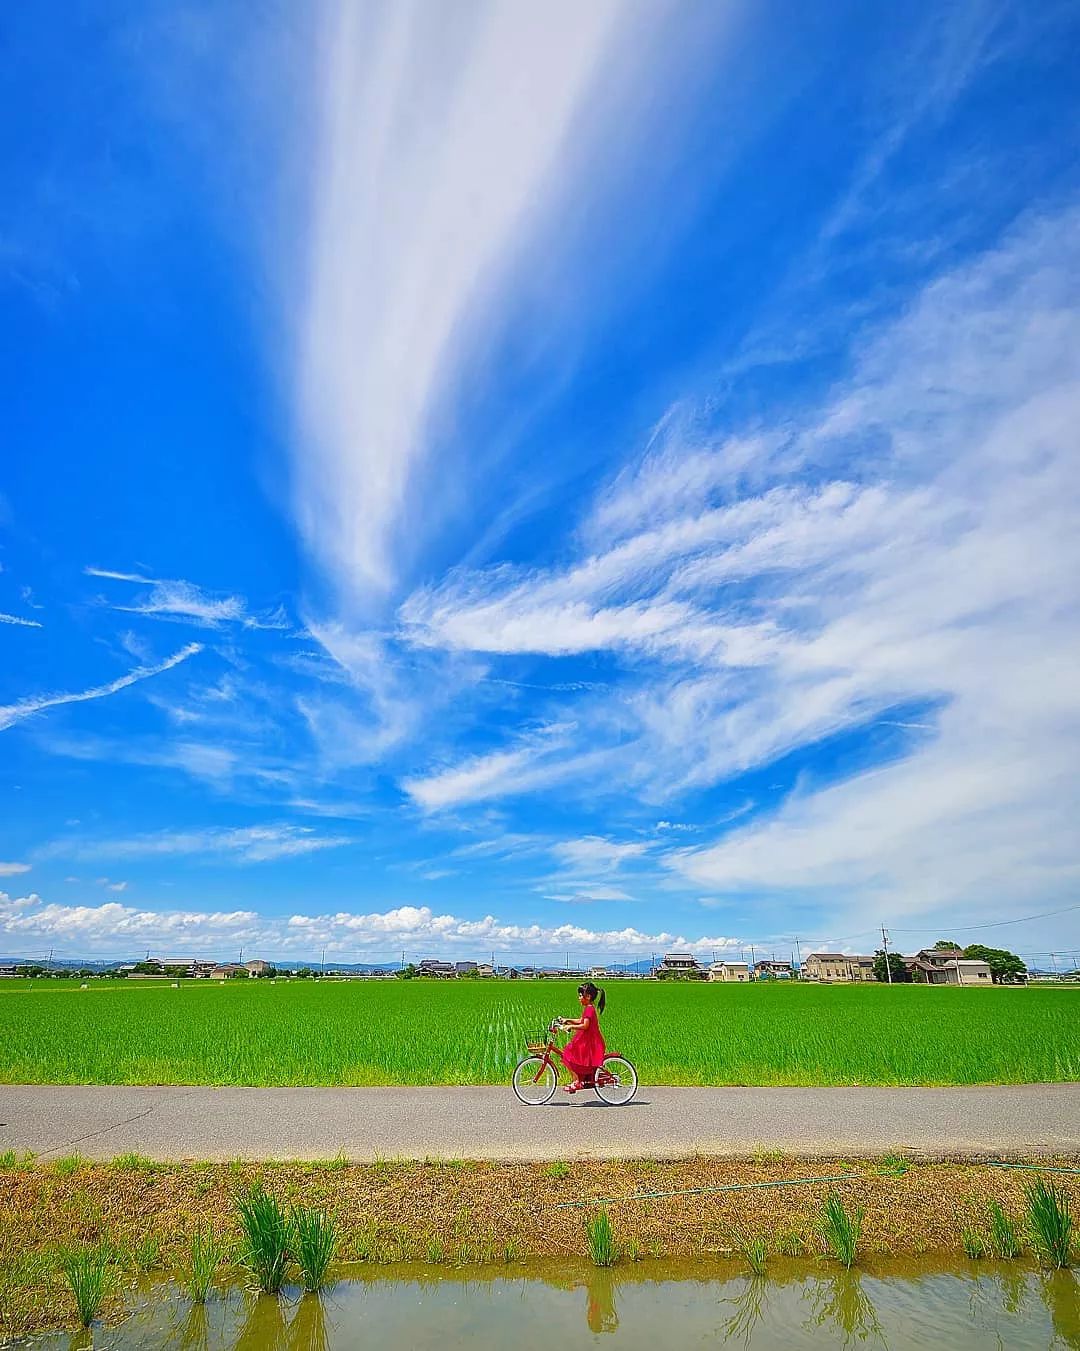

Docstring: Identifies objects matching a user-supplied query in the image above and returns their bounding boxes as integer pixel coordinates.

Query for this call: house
[658,952,704,979]
[802,953,851,982]
[475,963,495,978]
[847,955,877,982]
[244,959,272,978]
[589,966,607,979]
[496,966,518,979]
[156,957,197,976]
[418,959,457,978]
[0,964,19,978]
[753,960,793,980]
[455,961,477,976]
[708,961,750,982]
[209,964,246,980]
[943,959,992,985]
[906,947,966,984]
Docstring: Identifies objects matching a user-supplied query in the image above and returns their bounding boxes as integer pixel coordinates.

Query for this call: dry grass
[0,1155,1077,1337]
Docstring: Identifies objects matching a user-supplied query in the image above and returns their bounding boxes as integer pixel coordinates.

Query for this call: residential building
[244,959,272,978]
[943,959,992,985]
[455,961,477,976]
[847,955,877,982]
[802,953,850,982]
[708,961,750,982]
[906,947,965,983]
[658,952,704,978]
[475,963,495,978]
[753,960,793,980]
[589,967,607,980]
[209,964,246,980]
[418,959,457,978]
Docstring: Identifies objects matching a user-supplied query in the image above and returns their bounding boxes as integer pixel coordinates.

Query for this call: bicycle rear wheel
[512,1055,558,1105]
[594,1054,637,1105]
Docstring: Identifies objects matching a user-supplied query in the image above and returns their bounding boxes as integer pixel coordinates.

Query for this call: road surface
[1,1083,1077,1161]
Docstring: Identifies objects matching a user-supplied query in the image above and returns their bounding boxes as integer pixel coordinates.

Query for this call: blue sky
[3,1,1079,965]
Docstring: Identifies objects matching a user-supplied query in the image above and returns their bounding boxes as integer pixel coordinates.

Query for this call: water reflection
[25,1257,1080,1349]
[720,1274,768,1345]
[1044,1271,1080,1351]
[287,1295,330,1351]
[803,1270,886,1347]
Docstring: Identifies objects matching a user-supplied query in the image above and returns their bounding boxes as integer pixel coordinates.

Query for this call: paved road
[1,1084,1077,1161]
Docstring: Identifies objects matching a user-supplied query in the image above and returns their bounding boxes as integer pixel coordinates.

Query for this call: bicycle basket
[525,1029,552,1052]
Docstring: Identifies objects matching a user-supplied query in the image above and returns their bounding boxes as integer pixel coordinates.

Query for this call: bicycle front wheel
[512,1055,558,1106]
[594,1055,637,1105]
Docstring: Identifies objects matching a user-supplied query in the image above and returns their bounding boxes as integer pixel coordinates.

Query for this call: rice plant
[776,1227,807,1257]
[184,1227,224,1303]
[235,1186,291,1292]
[819,1192,864,1269]
[989,1201,1022,1259]
[291,1206,338,1291]
[58,1244,115,1328]
[961,1227,987,1259]
[732,1227,768,1275]
[3,980,1078,1087]
[1026,1177,1074,1269]
[130,1230,163,1271]
[585,1209,618,1267]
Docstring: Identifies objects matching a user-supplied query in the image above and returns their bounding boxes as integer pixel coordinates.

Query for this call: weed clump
[819,1192,864,1269]
[1026,1177,1074,1269]
[184,1227,224,1303]
[57,1244,115,1328]
[585,1209,618,1267]
[989,1201,1022,1259]
[291,1207,338,1291]
[236,1187,291,1293]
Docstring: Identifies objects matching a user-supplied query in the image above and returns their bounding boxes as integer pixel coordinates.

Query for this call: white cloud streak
[0,612,43,628]
[0,643,202,733]
[0,863,31,877]
[46,824,353,865]
[295,2,635,598]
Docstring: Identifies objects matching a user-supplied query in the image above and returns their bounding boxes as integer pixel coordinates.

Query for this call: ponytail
[579,981,606,1014]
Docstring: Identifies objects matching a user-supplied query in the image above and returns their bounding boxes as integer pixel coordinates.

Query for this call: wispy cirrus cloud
[0,611,43,628]
[394,203,1080,927]
[0,643,202,733]
[293,2,666,599]
[86,568,290,631]
[44,823,353,865]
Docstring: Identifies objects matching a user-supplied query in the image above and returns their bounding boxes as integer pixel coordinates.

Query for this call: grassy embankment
[0,979,1076,1086]
[1,1153,1078,1337]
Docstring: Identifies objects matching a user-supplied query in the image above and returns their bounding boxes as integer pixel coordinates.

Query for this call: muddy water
[18,1258,1080,1349]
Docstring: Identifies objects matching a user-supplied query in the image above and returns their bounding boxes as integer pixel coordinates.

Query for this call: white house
[709,961,751,982]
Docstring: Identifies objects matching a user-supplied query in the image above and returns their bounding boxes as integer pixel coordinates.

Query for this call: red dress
[562,1004,606,1079]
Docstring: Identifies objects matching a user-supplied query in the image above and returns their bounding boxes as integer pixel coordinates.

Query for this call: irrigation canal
[12,1259,1080,1348]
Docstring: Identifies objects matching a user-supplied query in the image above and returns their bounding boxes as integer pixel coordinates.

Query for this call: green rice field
[0,978,1076,1087]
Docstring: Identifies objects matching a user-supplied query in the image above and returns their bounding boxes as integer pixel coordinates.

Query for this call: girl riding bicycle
[557,982,606,1093]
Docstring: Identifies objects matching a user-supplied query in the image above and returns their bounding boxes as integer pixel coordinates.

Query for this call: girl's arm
[559,1016,587,1030]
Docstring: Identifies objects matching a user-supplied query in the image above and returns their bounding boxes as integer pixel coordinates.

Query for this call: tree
[133,961,162,975]
[872,949,910,983]
[962,944,1027,984]
[934,939,961,950]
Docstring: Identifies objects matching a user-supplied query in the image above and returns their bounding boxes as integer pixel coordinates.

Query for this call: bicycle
[511,1018,638,1106]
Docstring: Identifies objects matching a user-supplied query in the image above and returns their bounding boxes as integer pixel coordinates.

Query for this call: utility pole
[46,947,53,976]
[793,937,802,977]
[881,927,893,985]
[749,944,756,974]
[321,945,327,973]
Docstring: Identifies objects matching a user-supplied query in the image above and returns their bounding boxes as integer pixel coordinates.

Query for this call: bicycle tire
[512,1054,558,1106]
[593,1054,638,1105]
